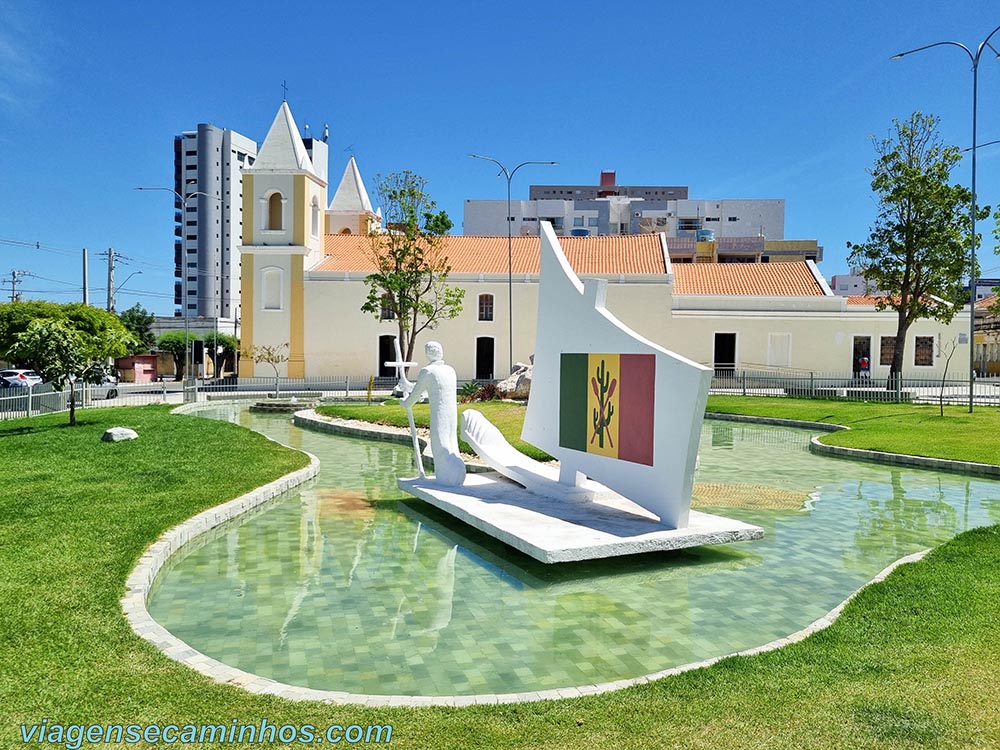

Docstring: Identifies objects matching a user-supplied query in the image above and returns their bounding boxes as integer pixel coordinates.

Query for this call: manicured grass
[1,403,998,749]
[317,399,553,461]
[706,396,1000,466]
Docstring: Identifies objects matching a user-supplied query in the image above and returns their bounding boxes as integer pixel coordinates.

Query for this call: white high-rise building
[173,124,258,321]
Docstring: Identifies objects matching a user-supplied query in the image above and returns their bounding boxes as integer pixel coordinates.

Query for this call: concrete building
[173,124,257,323]
[463,170,796,253]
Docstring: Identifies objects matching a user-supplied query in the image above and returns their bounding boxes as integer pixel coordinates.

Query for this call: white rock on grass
[102,427,138,442]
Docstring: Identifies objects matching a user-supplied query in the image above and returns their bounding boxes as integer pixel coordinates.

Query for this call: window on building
[727,216,739,222]
[380,294,396,320]
[839,283,848,291]
[705,216,720,222]
[573,217,584,227]
[587,217,599,227]
[914,336,934,366]
[677,218,699,231]
[880,336,895,366]
[478,293,494,321]
[267,192,283,230]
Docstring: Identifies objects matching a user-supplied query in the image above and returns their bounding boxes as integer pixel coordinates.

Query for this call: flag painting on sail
[559,353,655,465]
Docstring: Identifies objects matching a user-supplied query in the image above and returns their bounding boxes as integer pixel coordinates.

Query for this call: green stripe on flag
[559,353,588,452]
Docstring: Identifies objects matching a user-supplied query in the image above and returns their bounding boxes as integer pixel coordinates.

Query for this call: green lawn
[317,399,553,461]
[0,403,998,749]
[706,396,1000,466]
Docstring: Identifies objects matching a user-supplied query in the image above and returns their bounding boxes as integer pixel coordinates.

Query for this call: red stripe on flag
[617,354,655,465]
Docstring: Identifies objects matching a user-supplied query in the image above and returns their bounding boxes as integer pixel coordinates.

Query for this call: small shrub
[474,383,499,401]
[459,380,481,403]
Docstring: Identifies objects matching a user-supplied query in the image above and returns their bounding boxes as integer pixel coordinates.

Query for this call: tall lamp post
[134,186,219,384]
[109,270,143,312]
[892,24,1000,412]
[469,154,558,377]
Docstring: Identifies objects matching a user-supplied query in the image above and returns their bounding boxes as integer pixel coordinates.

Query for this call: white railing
[710,368,1000,405]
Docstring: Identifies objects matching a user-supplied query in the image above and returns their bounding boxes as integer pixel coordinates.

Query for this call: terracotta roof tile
[315,234,667,275]
[846,294,889,305]
[672,263,825,296]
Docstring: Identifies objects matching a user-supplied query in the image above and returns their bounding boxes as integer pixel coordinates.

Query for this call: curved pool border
[706,412,1000,478]
[123,404,970,707]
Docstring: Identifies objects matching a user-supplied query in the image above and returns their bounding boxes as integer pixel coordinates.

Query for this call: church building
[238,102,970,380]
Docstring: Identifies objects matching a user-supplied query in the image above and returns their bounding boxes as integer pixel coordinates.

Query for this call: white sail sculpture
[398,221,762,562]
[522,222,709,529]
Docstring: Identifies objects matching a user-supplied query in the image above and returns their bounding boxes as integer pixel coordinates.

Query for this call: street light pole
[110,270,143,312]
[469,155,558,377]
[134,186,220,384]
[892,24,1000,412]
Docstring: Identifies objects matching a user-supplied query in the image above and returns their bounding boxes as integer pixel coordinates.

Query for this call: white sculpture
[400,341,466,487]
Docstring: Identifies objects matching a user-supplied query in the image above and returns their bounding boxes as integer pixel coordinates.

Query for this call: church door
[378,335,395,378]
[476,337,495,380]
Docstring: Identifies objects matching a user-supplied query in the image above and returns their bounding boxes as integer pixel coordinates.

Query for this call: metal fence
[710,368,1000,406]
[0,382,181,420]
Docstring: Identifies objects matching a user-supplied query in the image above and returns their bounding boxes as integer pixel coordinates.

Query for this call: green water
[147,407,1000,696]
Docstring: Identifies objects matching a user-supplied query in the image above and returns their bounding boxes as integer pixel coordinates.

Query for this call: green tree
[203,330,239,378]
[0,301,129,359]
[361,171,464,367]
[241,342,289,397]
[9,318,134,425]
[118,304,156,354]
[156,331,199,381]
[847,112,984,387]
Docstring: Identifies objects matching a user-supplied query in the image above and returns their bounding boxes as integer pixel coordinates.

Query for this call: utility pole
[6,270,30,302]
[103,247,115,312]
[82,248,89,305]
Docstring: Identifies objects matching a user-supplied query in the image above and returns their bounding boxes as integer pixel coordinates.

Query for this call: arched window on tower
[267,192,284,231]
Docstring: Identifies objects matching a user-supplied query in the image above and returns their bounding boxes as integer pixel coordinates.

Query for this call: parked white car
[0,369,44,388]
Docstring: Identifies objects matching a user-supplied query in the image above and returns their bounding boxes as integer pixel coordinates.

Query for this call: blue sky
[2,1,1000,315]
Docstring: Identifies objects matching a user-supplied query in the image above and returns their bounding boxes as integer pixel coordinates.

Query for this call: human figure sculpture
[400,341,466,487]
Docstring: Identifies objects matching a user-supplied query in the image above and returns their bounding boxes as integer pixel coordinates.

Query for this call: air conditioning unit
[633,211,642,217]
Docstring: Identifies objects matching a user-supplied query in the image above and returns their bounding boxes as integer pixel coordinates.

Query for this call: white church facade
[238,103,971,381]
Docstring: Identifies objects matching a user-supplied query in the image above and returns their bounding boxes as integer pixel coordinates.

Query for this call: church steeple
[253,101,317,175]
[327,156,378,234]
[238,100,328,380]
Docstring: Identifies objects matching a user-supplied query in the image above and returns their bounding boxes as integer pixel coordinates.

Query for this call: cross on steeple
[281,80,288,101]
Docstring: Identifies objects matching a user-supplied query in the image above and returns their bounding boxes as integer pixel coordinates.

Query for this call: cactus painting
[591,358,617,449]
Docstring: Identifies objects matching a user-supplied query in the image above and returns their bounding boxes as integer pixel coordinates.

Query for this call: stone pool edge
[102,408,909,706]
[706,411,1000,478]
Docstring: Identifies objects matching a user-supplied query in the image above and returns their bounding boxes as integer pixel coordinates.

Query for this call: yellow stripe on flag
[586,353,620,459]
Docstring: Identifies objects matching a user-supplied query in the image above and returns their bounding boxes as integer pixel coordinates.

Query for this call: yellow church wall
[241,174,255,246]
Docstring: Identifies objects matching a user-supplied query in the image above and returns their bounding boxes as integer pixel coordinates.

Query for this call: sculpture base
[397,473,763,564]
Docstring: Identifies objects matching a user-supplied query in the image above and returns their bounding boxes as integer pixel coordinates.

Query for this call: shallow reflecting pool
[147,406,1000,696]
